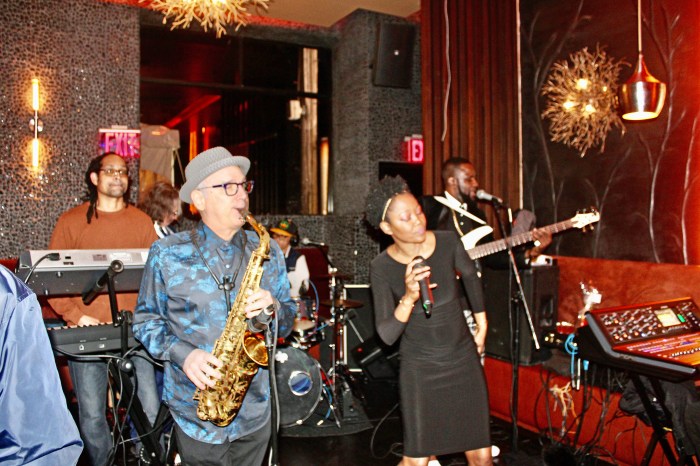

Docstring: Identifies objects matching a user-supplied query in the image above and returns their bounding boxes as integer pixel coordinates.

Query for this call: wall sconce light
[618,0,667,120]
[320,137,329,215]
[29,78,43,168]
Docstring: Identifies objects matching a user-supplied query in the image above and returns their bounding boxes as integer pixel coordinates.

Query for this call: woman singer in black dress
[366,176,492,466]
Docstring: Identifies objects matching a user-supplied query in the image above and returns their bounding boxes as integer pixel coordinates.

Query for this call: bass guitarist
[420,157,552,269]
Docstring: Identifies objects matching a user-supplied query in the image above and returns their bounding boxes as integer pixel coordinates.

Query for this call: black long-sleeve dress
[370,231,491,457]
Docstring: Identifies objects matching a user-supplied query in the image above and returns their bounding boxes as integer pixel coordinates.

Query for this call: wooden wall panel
[421,0,520,207]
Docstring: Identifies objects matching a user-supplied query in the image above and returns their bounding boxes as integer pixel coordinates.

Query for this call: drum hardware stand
[317,364,342,428]
[327,303,366,423]
[321,277,358,425]
[327,269,341,397]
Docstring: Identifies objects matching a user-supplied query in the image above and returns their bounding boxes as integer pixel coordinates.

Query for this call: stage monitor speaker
[483,265,559,365]
[351,336,399,381]
[372,22,415,88]
[317,285,398,380]
[343,285,376,365]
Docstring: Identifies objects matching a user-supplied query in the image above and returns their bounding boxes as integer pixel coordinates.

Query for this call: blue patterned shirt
[133,222,295,444]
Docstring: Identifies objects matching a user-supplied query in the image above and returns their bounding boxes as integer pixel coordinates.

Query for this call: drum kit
[274,270,365,428]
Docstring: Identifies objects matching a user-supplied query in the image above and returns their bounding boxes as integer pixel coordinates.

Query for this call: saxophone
[194,212,271,427]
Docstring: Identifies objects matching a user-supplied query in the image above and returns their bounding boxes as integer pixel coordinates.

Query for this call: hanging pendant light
[619,0,666,120]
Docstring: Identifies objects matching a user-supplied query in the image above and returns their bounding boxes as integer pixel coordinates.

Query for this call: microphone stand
[265,323,280,466]
[492,203,540,454]
[93,261,164,465]
[306,242,334,275]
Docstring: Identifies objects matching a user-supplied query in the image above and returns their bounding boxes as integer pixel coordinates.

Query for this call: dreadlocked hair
[364,175,410,229]
[84,152,129,224]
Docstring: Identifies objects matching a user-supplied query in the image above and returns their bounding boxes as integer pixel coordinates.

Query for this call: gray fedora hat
[179,147,250,203]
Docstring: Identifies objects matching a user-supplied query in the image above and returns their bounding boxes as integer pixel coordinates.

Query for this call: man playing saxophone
[133,147,295,466]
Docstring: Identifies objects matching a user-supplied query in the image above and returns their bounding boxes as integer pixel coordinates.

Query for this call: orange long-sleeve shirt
[47,202,158,326]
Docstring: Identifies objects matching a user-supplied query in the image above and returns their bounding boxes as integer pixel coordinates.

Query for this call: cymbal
[320,299,364,309]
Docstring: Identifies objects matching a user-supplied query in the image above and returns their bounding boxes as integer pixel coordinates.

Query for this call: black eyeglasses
[199,180,254,196]
[99,168,128,177]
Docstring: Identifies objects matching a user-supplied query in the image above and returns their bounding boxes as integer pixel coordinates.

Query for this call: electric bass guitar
[462,209,600,260]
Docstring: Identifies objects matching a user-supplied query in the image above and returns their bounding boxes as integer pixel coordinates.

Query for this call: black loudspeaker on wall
[372,22,416,88]
[483,266,560,365]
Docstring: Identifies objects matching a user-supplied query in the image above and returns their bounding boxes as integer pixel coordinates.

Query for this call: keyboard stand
[631,375,698,466]
[102,265,167,465]
[108,354,166,465]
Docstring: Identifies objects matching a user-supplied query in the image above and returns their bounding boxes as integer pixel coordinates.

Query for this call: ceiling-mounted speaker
[372,22,416,88]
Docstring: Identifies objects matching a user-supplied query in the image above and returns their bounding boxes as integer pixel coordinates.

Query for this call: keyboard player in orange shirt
[48,152,159,466]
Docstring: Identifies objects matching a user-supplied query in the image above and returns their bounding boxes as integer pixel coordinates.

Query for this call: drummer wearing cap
[270,219,310,300]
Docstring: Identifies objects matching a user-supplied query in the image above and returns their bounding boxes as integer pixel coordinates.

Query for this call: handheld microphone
[475,189,504,205]
[413,256,433,318]
[82,260,124,305]
[301,237,326,247]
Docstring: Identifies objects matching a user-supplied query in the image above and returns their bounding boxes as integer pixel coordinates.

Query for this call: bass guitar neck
[463,209,600,260]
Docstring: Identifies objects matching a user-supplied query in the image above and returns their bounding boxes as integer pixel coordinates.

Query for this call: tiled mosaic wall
[0,0,140,258]
[0,4,421,285]
[330,10,422,282]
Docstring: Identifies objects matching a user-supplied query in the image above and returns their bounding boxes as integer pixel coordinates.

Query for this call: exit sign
[403,135,423,163]
[99,127,140,158]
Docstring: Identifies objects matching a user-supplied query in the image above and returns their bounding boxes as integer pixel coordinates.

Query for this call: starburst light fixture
[144,0,270,38]
[541,46,626,157]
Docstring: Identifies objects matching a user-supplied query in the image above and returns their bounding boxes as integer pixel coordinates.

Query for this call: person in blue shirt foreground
[133,147,295,466]
[0,264,83,465]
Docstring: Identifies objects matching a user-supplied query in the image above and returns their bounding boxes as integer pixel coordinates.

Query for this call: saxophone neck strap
[190,226,248,308]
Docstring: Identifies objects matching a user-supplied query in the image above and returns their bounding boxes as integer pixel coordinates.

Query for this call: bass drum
[274,346,323,427]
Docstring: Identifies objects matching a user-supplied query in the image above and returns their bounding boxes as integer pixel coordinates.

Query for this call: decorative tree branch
[522,0,588,223]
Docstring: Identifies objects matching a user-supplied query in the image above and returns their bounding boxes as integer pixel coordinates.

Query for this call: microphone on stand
[82,260,124,305]
[300,237,326,247]
[248,304,275,333]
[413,256,433,318]
[475,189,505,205]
